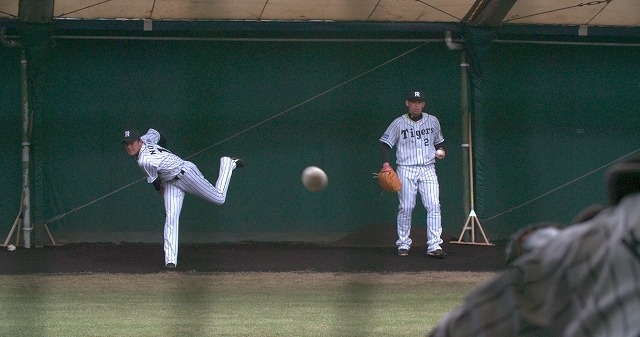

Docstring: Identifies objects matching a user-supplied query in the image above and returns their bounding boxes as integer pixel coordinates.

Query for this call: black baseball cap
[121,129,141,143]
[406,90,425,102]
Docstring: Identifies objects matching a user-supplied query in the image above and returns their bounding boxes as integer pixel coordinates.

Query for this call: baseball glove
[374,163,402,192]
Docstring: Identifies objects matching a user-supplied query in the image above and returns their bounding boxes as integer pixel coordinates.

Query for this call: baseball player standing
[428,157,640,337]
[122,128,244,268]
[379,90,446,258]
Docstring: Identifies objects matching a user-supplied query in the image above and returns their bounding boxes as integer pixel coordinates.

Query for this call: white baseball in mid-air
[302,166,328,192]
[7,244,16,252]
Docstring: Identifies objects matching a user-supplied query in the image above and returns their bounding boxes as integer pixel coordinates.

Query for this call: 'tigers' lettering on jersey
[400,127,436,140]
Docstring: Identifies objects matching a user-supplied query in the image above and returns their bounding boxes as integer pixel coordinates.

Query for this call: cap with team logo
[406,90,425,102]
[121,129,141,143]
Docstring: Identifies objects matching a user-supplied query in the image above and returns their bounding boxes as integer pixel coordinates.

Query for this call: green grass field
[0,271,497,336]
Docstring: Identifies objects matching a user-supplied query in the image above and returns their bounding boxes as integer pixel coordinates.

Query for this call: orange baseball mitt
[374,163,402,192]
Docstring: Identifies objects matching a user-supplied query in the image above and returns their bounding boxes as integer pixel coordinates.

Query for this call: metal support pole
[451,51,493,246]
[21,49,32,249]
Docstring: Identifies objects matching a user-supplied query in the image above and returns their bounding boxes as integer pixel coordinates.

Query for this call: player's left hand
[158,186,165,196]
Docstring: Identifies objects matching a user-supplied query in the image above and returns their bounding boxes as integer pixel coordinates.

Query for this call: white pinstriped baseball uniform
[380,113,444,253]
[428,192,640,337]
[137,129,239,267]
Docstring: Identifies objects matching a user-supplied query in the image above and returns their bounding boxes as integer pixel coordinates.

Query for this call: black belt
[173,169,185,180]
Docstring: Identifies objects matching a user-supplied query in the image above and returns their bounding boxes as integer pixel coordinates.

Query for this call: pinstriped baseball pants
[162,157,236,266]
[396,164,443,253]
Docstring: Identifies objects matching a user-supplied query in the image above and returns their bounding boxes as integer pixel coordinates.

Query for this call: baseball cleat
[231,157,245,168]
[427,249,446,259]
[397,249,409,256]
[165,263,176,268]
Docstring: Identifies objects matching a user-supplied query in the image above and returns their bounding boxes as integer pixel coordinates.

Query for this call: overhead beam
[464,0,518,27]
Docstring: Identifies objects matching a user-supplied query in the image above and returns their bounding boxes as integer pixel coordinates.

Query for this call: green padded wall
[2,37,638,244]
[0,47,24,238]
[479,42,640,237]
[4,39,464,243]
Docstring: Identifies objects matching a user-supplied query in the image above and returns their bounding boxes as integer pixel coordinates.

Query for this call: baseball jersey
[380,113,444,166]
[428,193,640,337]
[137,129,184,183]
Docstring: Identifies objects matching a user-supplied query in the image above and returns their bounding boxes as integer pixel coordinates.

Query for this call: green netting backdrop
[1,33,639,244]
